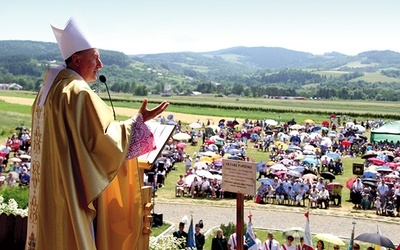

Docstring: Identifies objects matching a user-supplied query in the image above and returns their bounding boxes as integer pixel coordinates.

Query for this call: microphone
[99,75,116,120]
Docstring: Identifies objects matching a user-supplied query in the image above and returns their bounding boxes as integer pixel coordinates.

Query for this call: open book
[138,121,176,169]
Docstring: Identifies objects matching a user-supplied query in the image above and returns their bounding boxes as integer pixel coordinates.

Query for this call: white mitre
[39,18,94,106]
[51,17,95,60]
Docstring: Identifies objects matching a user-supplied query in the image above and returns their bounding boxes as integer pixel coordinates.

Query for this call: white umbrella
[189,122,202,129]
[290,124,305,130]
[211,174,222,180]
[194,161,209,169]
[303,145,315,151]
[289,130,299,136]
[19,154,31,159]
[196,170,213,179]
[201,151,217,157]
[9,157,21,163]
[265,119,278,126]
[184,174,200,186]
[270,164,287,171]
[354,125,365,133]
[207,125,219,131]
[173,132,191,141]
[287,170,301,178]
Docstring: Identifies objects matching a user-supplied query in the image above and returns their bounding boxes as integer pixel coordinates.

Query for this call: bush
[0,187,29,209]
[219,222,247,239]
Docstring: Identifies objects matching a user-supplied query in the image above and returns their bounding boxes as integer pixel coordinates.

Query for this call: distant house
[0,83,23,90]
[191,91,202,96]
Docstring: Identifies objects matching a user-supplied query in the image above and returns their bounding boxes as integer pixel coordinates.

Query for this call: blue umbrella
[226,148,241,154]
[327,152,341,159]
[311,126,321,132]
[258,178,274,186]
[250,133,260,140]
[256,161,266,172]
[302,157,318,165]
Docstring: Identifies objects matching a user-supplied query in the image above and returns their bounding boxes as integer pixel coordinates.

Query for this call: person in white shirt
[281,236,296,250]
[317,186,330,209]
[262,232,280,250]
[295,185,307,206]
[228,232,247,250]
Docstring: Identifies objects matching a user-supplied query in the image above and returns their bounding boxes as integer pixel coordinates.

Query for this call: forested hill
[2,40,400,101]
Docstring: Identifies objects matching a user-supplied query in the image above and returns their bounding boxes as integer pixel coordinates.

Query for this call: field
[0,91,397,248]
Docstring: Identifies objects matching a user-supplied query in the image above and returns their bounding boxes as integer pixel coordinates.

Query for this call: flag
[245,214,257,250]
[348,222,356,250]
[304,210,313,249]
[187,215,196,249]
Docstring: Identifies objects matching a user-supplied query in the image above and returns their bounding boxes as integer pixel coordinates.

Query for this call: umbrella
[320,171,335,180]
[302,119,315,125]
[302,158,318,166]
[355,233,395,249]
[302,173,318,180]
[196,170,213,179]
[311,126,321,132]
[282,227,305,238]
[270,163,287,171]
[176,143,187,148]
[211,174,222,180]
[363,181,378,188]
[327,152,341,159]
[194,161,209,169]
[290,124,305,130]
[376,166,393,173]
[19,154,31,160]
[265,119,278,126]
[173,132,191,141]
[287,170,301,178]
[367,158,386,165]
[167,114,174,120]
[201,151,216,157]
[184,174,200,186]
[326,182,343,191]
[315,233,345,246]
[258,178,274,186]
[341,140,351,147]
[346,178,357,190]
[15,125,28,130]
[362,151,378,159]
[189,122,202,129]
[9,157,22,163]
[321,121,330,127]
[205,139,215,144]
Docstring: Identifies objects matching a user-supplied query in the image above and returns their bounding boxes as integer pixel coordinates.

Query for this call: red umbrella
[322,121,329,127]
[367,157,386,165]
[233,132,242,138]
[205,139,215,144]
[341,140,351,147]
[326,182,343,191]
[346,178,357,190]
[385,162,400,169]
[176,143,187,149]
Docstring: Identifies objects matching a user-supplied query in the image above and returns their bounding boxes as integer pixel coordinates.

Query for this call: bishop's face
[72,48,103,83]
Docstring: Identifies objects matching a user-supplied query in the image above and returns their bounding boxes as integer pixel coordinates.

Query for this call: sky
[2,1,400,56]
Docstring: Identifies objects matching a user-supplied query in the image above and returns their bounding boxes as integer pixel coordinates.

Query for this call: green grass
[350,72,400,83]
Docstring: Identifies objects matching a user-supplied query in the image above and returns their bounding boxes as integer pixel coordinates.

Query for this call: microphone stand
[99,75,116,120]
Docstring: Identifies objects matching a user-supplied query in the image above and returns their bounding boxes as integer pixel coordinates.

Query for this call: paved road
[155,201,400,245]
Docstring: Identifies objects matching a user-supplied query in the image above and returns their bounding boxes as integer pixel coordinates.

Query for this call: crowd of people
[0,129,31,187]
[146,114,400,219]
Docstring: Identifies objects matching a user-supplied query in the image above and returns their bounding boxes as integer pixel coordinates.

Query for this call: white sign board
[221,159,256,196]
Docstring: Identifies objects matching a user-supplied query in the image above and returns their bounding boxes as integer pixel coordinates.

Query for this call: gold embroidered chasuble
[27,68,149,250]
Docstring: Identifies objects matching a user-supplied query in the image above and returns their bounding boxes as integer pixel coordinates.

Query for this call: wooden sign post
[221,159,256,250]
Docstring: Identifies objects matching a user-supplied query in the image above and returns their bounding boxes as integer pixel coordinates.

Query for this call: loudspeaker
[152,213,163,227]
[352,163,364,175]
